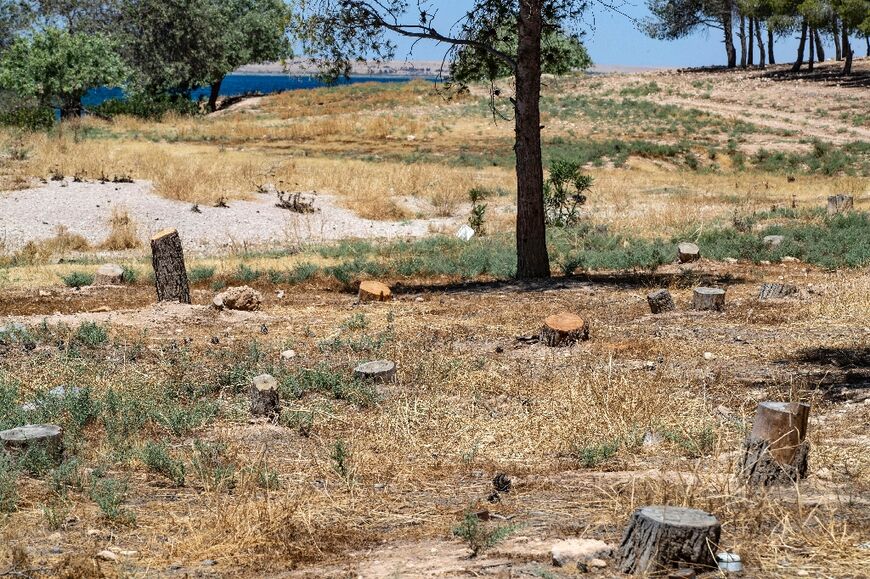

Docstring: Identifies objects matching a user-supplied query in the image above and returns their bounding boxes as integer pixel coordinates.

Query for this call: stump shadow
[787,346,870,402]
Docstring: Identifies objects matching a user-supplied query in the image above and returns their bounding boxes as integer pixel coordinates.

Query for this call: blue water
[81,73,423,108]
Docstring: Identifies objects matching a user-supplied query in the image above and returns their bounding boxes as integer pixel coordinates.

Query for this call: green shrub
[280,366,378,407]
[573,439,620,468]
[89,476,135,524]
[141,441,186,486]
[0,454,18,513]
[187,265,216,284]
[62,271,94,288]
[453,510,517,557]
[191,440,236,491]
[121,266,139,284]
[544,160,592,227]
[76,321,108,347]
[92,93,199,120]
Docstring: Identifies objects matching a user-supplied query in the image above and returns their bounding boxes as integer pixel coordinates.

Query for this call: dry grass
[99,206,141,250]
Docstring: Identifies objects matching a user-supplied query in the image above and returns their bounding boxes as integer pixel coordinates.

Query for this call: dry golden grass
[99,206,141,250]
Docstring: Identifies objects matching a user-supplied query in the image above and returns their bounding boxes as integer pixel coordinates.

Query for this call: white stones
[550,538,613,568]
[280,349,296,362]
[96,550,118,562]
[93,264,124,285]
[703,352,717,361]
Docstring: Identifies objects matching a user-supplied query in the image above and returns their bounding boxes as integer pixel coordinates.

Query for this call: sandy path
[0,180,459,253]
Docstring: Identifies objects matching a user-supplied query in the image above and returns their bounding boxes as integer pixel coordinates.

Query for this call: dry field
[0,59,869,578]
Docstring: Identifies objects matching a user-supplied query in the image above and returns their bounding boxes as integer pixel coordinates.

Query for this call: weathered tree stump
[358,280,391,302]
[692,288,725,311]
[354,360,397,383]
[740,401,810,486]
[759,283,798,300]
[250,374,280,419]
[677,242,700,263]
[93,264,124,285]
[763,235,784,248]
[150,229,190,304]
[1,424,64,463]
[827,195,853,215]
[647,289,676,314]
[541,313,589,346]
[616,506,721,574]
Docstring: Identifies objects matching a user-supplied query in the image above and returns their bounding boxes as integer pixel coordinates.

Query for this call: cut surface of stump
[763,235,784,247]
[740,401,810,486]
[250,374,280,419]
[677,242,700,263]
[541,313,589,346]
[358,280,392,302]
[827,194,853,215]
[354,360,397,384]
[150,229,190,304]
[692,287,725,311]
[1,424,64,463]
[647,289,676,314]
[616,506,721,574]
[759,283,798,300]
[93,263,124,285]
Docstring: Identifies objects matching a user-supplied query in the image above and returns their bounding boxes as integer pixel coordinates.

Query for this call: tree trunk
[768,26,776,64]
[833,18,842,60]
[723,2,737,68]
[250,374,280,419]
[150,228,191,304]
[677,242,700,263]
[740,401,810,486]
[813,29,825,62]
[616,506,721,574]
[792,21,808,72]
[755,19,766,68]
[808,27,815,71]
[748,17,755,66]
[739,14,747,68]
[759,283,798,300]
[514,0,550,279]
[693,287,726,311]
[647,289,676,314]
[207,78,223,112]
[866,35,869,57]
[842,27,853,75]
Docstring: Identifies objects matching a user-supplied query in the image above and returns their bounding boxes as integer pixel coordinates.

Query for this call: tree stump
[358,280,391,302]
[740,401,810,486]
[692,288,725,311]
[354,360,397,383]
[541,313,589,346]
[677,242,700,263]
[93,264,124,285]
[250,374,280,419]
[150,229,190,304]
[616,506,721,574]
[759,283,798,300]
[763,235,784,248]
[647,289,676,314]
[1,424,64,463]
[827,195,853,215]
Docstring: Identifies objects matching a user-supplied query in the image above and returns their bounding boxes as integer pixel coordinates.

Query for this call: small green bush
[453,510,517,557]
[92,93,199,120]
[187,265,216,284]
[141,441,186,486]
[0,454,18,513]
[76,321,108,347]
[89,476,135,524]
[62,271,94,288]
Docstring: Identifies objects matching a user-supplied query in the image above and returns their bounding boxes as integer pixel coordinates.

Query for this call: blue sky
[385,1,825,68]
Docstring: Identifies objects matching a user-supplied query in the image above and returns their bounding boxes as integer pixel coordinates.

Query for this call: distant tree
[34,0,120,32]
[832,0,870,73]
[451,20,591,84]
[1,0,33,50]
[118,0,292,110]
[644,0,738,68]
[0,27,127,117]
[301,0,593,279]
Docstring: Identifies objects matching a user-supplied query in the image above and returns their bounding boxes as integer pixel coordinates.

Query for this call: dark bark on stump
[759,283,798,300]
[1,424,64,464]
[616,506,721,574]
[741,401,810,486]
[692,288,725,311]
[354,360,397,384]
[677,242,700,263]
[250,374,280,419]
[514,0,550,279]
[648,289,676,314]
[151,229,191,304]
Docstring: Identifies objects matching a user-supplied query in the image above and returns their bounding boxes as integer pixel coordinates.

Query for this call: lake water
[82,74,422,107]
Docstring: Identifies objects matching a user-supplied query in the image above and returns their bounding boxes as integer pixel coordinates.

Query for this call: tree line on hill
[645,0,870,74]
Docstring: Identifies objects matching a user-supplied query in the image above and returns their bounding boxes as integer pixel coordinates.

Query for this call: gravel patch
[0,180,459,254]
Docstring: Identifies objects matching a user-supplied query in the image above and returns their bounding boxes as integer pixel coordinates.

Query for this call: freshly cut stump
[759,283,798,300]
[677,242,700,263]
[150,229,190,304]
[93,264,124,285]
[354,360,397,384]
[250,374,280,419]
[617,506,721,574]
[1,424,64,463]
[827,194,853,215]
[358,281,391,302]
[740,401,810,486]
[541,313,589,346]
[647,289,676,314]
[692,288,725,311]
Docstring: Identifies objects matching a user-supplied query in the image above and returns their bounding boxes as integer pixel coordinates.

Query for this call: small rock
[796,571,809,577]
[415,296,425,302]
[763,235,784,247]
[275,290,285,299]
[723,257,738,264]
[456,224,475,241]
[643,430,664,447]
[119,550,138,557]
[201,559,218,566]
[95,550,118,562]
[782,256,800,263]
[589,558,607,568]
[280,349,296,361]
[703,352,716,361]
[213,286,262,311]
[816,467,832,481]
[550,538,612,567]
[39,290,52,297]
